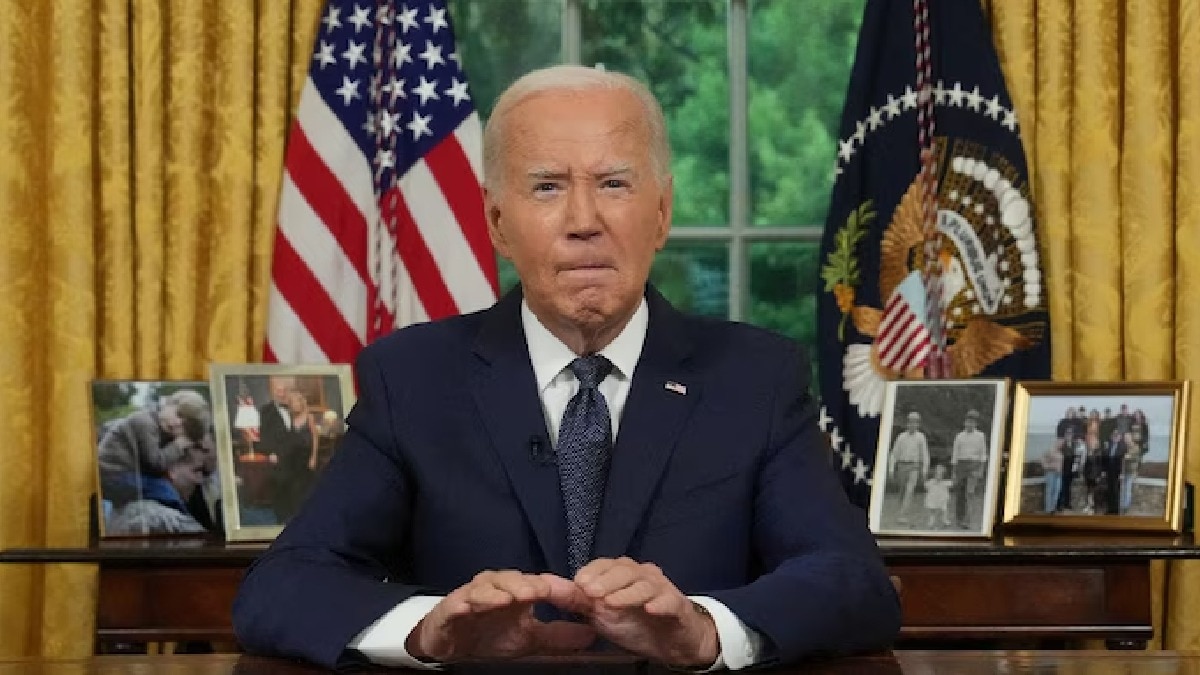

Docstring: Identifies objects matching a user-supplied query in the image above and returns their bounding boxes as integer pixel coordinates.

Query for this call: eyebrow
[525,165,635,181]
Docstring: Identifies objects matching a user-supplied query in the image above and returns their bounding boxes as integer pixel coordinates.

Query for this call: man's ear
[485,188,511,260]
[653,176,674,251]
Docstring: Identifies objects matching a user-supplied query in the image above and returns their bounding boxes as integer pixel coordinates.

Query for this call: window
[450,0,865,350]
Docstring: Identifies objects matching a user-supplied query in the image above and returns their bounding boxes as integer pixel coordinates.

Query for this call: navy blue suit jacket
[233,287,900,667]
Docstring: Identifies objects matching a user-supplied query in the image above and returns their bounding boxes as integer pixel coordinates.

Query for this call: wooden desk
[4,651,1200,674]
[2,535,1198,650]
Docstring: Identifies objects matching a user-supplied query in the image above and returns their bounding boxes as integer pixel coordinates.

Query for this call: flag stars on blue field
[348,4,372,32]
[336,77,360,105]
[397,5,420,31]
[314,41,337,69]
[832,80,1022,178]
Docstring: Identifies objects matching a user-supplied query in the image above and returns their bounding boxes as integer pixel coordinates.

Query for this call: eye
[532,182,560,194]
[601,178,631,190]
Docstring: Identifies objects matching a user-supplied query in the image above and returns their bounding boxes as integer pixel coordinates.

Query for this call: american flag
[266,0,499,364]
[876,271,931,374]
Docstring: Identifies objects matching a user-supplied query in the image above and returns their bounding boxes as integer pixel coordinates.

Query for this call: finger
[540,574,593,614]
[531,620,598,653]
[489,571,551,603]
[600,579,660,609]
[465,582,517,610]
[643,591,691,618]
[578,561,642,598]
[574,557,624,586]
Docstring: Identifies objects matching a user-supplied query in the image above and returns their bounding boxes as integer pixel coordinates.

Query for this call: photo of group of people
[870,380,1007,537]
[92,382,222,537]
[1015,395,1174,519]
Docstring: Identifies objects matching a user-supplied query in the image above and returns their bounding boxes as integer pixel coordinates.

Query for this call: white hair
[482,65,671,190]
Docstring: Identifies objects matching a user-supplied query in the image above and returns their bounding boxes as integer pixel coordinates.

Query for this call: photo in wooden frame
[90,379,219,538]
[210,363,355,542]
[1002,381,1189,532]
[869,378,1009,538]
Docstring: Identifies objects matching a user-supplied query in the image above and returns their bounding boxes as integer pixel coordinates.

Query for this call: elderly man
[233,65,899,670]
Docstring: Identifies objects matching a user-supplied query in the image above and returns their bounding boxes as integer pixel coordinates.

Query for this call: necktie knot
[570,354,612,390]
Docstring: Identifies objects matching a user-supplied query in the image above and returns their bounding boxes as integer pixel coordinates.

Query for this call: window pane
[746,241,820,349]
[580,0,729,226]
[496,257,519,294]
[651,241,728,317]
[748,0,865,226]
[449,0,562,119]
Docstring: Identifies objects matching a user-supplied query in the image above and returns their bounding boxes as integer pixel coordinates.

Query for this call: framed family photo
[90,379,220,538]
[210,363,355,542]
[1002,381,1190,532]
[869,379,1009,538]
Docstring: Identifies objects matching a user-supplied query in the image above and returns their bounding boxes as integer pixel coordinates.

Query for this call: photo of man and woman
[91,380,221,537]
[870,380,1007,537]
[211,365,353,540]
[1017,394,1173,519]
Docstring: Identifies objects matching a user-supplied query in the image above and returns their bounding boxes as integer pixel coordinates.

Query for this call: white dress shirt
[349,299,763,669]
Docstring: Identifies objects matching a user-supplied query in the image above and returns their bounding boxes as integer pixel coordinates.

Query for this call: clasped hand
[406,557,719,668]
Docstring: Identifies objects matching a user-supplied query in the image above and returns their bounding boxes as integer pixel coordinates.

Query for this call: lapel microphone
[529,435,555,466]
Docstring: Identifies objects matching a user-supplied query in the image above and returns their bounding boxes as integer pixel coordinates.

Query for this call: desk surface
[3,651,1200,674]
[2,533,1198,566]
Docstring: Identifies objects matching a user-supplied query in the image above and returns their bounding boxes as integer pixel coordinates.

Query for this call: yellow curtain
[0,0,323,657]
[984,0,1200,648]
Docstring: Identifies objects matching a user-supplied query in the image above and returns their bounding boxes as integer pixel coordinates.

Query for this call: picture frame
[869,379,1009,538]
[90,379,220,538]
[210,363,355,542]
[1002,381,1189,533]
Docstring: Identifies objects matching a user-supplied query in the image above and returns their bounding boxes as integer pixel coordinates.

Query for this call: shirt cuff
[347,594,444,669]
[689,595,764,671]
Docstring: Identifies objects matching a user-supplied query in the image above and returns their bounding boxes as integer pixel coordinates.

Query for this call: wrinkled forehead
[504,92,651,160]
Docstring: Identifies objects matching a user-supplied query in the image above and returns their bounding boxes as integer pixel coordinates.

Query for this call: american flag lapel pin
[664,381,687,396]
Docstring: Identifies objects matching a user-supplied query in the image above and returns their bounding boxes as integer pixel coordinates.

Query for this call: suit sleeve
[233,346,425,668]
[709,343,901,663]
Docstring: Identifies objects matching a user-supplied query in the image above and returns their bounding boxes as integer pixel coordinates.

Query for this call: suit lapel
[470,289,570,576]
[593,289,700,559]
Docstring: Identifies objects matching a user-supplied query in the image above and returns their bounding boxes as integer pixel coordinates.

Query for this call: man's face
[486,88,672,336]
[269,377,294,404]
[965,418,977,431]
[906,418,920,432]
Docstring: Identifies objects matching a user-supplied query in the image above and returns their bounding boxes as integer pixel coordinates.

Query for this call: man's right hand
[406,571,596,663]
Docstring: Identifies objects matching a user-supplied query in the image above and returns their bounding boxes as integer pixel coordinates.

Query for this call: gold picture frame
[210,363,355,542]
[1002,381,1189,533]
[869,378,1010,538]
[89,379,217,539]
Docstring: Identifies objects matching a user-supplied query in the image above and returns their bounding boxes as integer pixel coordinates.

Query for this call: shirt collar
[522,297,649,393]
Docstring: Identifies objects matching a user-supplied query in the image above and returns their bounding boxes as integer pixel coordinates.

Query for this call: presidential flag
[266,0,498,364]
[817,0,1051,505]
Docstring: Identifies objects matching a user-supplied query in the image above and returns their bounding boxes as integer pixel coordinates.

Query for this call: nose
[565,182,602,240]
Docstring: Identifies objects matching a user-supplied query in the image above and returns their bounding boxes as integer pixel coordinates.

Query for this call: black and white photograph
[1003,381,1189,532]
[869,379,1008,537]
[90,380,221,538]
[210,364,355,541]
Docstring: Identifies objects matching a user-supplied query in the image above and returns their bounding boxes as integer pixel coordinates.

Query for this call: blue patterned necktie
[557,354,614,575]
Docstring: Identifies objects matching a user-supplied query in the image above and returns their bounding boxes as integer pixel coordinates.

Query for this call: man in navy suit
[233,65,900,670]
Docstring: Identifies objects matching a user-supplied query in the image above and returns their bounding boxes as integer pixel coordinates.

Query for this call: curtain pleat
[1070,0,1123,380]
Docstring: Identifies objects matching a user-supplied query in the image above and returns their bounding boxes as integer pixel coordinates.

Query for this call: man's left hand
[575,557,719,668]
